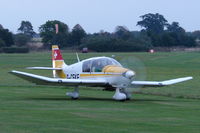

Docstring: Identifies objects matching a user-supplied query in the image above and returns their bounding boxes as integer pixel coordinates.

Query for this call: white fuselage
[62,57,133,89]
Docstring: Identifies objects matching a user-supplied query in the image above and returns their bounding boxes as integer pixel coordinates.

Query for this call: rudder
[52,45,67,78]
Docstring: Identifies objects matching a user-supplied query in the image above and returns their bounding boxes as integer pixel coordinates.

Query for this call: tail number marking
[67,74,80,79]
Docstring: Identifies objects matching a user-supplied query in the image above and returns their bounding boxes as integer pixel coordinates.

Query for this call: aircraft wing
[26,67,62,70]
[10,70,108,87]
[131,77,193,87]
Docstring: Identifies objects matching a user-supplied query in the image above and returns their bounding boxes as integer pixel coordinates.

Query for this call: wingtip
[9,70,17,75]
[185,76,193,80]
[9,70,15,73]
[25,67,39,70]
[9,70,23,74]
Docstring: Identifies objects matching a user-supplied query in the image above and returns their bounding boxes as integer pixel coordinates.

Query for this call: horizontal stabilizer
[131,77,193,87]
[26,67,62,70]
[10,70,107,87]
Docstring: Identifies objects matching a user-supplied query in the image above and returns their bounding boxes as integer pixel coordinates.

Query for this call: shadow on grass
[23,96,113,101]
[22,96,175,102]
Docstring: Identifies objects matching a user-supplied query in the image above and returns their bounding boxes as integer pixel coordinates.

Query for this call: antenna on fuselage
[76,53,80,62]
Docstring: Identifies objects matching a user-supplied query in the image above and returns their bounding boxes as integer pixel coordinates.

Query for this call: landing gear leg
[113,88,127,101]
[66,87,79,99]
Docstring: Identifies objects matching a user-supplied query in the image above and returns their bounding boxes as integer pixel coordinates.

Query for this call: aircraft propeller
[117,55,147,92]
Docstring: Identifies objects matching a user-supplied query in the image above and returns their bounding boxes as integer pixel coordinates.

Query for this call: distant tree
[81,33,151,52]
[81,35,115,52]
[165,22,196,47]
[192,30,200,39]
[0,38,6,48]
[18,21,35,37]
[114,26,132,40]
[133,31,152,47]
[14,33,31,46]
[0,28,14,47]
[69,24,86,46]
[99,30,111,35]
[39,20,69,48]
[0,24,3,30]
[167,22,185,33]
[159,31,196,47]
[137,13,168,34]
[136,13,196,47]
[160,32,177,47]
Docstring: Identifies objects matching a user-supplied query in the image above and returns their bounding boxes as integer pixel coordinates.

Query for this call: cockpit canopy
[82,57,121,72]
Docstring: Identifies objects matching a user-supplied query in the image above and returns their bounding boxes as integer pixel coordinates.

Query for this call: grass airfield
[0,52,200,133]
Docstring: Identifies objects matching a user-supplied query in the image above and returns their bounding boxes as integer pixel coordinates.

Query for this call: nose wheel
[113,88,132,101]
[121,88,132,100]
[113,88,127,101]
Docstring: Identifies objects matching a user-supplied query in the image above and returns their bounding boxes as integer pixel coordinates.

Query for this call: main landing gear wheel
[66,87,79,99]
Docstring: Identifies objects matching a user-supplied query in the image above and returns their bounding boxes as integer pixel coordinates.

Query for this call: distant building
[82,47,88,53]
[27,34,43,49]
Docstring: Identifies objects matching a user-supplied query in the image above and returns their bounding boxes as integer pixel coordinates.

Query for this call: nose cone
[124,70,135,79]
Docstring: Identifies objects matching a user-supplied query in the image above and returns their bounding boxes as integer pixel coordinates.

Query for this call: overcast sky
[0,0,199,33]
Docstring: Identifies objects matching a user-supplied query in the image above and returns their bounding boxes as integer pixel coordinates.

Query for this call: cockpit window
[82,57,121,73]
[91,59,104,72]
[82,60,92,72]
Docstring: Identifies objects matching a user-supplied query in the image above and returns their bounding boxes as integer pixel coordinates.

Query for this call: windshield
[82,57,121,72]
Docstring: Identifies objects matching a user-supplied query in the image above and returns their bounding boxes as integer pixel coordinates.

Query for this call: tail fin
[52,45,67,78]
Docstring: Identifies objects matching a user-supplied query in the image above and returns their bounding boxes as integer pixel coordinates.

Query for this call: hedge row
[1,47,29,53]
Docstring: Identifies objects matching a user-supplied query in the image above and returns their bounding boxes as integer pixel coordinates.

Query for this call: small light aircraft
[11,45,193,101]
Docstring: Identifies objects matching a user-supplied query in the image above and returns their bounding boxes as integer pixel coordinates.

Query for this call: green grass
[0,51,200,133]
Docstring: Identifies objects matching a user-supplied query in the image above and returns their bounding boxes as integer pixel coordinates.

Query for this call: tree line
[0,13,200,52]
